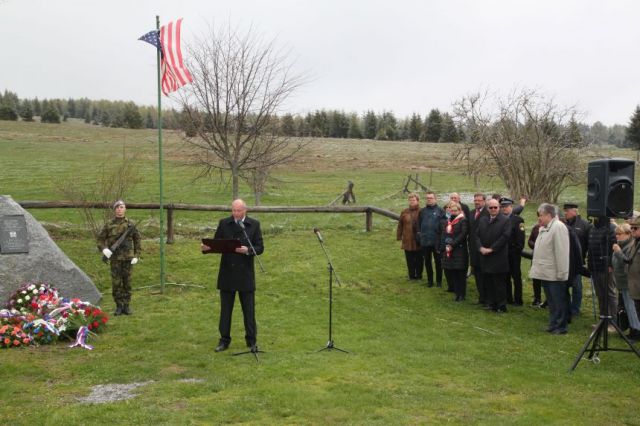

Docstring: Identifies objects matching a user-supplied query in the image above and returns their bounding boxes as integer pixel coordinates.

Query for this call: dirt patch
[77,381,154,404]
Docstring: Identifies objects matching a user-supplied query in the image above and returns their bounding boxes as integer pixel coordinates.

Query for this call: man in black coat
[500,198,525,306]
[475,198,512,312]
[563,203,591,316]
[203,199,264,352]
[469,192,489,304]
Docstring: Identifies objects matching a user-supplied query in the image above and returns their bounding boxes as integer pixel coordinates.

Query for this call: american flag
[139,18,193,95]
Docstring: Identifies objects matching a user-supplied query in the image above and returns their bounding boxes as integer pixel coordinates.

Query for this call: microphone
[313,227,323,243]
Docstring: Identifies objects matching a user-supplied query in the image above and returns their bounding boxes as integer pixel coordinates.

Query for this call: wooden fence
[17,201,400,243]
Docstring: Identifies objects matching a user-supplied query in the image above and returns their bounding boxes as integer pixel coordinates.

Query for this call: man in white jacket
[530,203,570,334]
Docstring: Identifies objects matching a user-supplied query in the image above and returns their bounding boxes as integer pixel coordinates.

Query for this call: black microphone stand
[238,221,265,273]
[232,220,265,361]
[314,229,348,353]
[570,218,640,371]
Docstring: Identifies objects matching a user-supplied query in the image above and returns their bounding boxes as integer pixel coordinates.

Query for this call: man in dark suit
[449,192,471,219]
[203,199,264,352]
[475,198,512,312]
[562,203,591,316]
[469,192,489,304]
[500,197,525,306]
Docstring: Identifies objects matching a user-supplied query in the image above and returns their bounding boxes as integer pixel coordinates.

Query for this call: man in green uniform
[97,200,141,315]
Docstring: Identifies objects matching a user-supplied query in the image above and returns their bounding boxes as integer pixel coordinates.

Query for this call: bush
[0,105,18,121]
[41,108,61,124]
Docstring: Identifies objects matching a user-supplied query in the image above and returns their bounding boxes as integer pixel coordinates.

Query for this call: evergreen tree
[40,107,61,123]
[280,113,296,136]
[376,111,397,140]
[122,102,143,128]
[440,113,459,142]
[328,110,349,138]
[363,110,377,139]
[19,100,34,122]
[626,105,640,150]
[0,105,18,121]
[347,113,363,139]
[99,110,111,127]
[408,113,422,141]
[67,98,77,118]
[32,98,41,116]
[424,109,442,142]
[84,111,91,124]
[145,111,155,129]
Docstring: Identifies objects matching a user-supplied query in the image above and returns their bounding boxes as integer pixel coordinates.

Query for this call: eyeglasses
[488,206,499,210]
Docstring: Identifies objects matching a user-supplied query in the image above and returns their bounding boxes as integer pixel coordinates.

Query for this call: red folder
[201,238,241,254]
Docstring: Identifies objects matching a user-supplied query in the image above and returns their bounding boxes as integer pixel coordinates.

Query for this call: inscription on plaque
[0,215,29,254]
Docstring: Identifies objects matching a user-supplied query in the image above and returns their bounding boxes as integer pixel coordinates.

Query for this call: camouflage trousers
[110,259,133,305]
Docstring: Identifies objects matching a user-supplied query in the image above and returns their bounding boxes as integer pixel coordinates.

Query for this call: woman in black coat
[441,201,469,301]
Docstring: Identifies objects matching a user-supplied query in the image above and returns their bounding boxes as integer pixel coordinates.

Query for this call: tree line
[1,89,640,148]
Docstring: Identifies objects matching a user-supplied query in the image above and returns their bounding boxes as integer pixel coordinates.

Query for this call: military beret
[112,199,126,209]
[499,197,513,206]
[563,203,579,209]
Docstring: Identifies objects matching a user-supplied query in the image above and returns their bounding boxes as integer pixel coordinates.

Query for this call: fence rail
[17,201,400,243]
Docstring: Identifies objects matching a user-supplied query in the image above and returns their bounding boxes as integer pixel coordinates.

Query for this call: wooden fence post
[365,209,373,232]
[166,206,174,244]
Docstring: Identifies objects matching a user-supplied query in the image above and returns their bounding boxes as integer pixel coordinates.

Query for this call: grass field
[1,120,640,425]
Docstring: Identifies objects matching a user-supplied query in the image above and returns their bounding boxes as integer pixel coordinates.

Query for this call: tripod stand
[570,220,640,371]
[314,228,348,353]
[233,345,265,362]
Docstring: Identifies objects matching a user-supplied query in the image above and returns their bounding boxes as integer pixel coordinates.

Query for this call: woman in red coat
[397,193,423,281]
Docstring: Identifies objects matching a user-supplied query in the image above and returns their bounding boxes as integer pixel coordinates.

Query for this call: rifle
[102,223,135,263]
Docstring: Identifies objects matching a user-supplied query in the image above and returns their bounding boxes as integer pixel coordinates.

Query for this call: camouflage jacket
[97,217,141,260]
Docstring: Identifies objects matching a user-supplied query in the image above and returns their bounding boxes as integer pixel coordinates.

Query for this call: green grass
[1,120,640,425]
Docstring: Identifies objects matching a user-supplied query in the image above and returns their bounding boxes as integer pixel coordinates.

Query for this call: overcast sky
[1,0,638,125]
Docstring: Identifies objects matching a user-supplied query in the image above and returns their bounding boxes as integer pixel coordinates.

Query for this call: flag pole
[156,14,166,294]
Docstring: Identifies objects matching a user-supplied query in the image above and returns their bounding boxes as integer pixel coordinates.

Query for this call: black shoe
[215,342,229,352]
[122,304,132,315]
[495,305,508,313]
[250,344,259,353]
[427,282,434,288]
[551,329,567,335]
[436,282,442,288]
[113,304,123,316]
[482,305,496,310]
[545,326,556,333]
[540,301,548,309]
[530,300,541,307]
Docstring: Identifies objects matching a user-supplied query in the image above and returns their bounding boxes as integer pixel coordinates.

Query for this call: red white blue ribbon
[68,326,94,350]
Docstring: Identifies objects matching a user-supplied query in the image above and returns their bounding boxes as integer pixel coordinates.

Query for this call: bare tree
[453,89,587,203]
[178,24,307,200]
[60,148,143,239]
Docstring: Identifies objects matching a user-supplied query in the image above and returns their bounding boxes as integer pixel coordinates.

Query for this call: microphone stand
[239,221,265,273]
[314,229,348,353]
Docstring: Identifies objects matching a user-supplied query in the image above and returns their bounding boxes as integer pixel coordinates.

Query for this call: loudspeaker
[587,158,635,218]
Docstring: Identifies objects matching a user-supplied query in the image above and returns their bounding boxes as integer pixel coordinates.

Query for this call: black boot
[122,303,133,315]
[114,303,123,316]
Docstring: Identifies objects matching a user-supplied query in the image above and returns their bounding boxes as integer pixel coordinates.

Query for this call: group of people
[396,191,640,341]
[396,192,525,310]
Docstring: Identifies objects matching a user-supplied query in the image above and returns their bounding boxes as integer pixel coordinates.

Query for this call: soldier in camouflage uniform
[97,200,141,315]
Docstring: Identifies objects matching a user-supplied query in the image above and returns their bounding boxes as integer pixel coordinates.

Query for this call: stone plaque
[0,215,29,254]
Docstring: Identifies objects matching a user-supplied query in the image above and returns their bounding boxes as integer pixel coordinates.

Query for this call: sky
[1,0,639,125]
